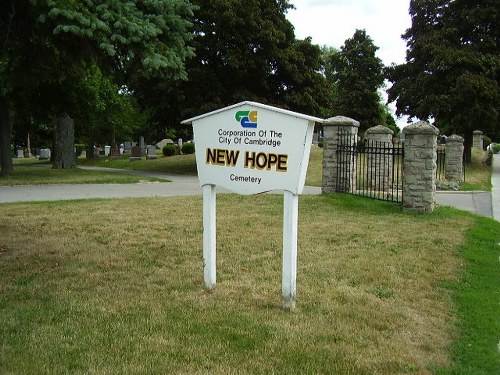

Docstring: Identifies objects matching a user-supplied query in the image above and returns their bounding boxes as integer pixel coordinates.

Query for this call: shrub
[162,144,176,156]
[75,144,86,157]
[482,135,492,150]
[492,143,500,154]
[181,142,195,154]
[317,141,323,148]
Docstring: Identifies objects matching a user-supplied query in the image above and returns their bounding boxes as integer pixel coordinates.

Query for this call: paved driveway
[1,162,497,222]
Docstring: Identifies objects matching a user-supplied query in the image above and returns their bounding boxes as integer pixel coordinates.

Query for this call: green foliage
[162,144,176,157]
[1,0,196,171]
[482,135,492,149]
[133,0,332,138]
[74,144,85,157]
[491,144,500,154]
[181,142,195,155]
[45,0,195,80]
[386,0,500,140]
[326,29,385,131]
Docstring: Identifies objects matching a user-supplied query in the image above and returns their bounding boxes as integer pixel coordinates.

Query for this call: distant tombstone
[130,145,142,161]
[39,148,51,160]
[123,141,132,153]
[104,145,111,156]
[178,138,183,150]
[109,147,121,160]
[139,136,146,156]
[146,145,157,160]
[156,138,174,150]
[81,149,87,158]
[17,149,24,158]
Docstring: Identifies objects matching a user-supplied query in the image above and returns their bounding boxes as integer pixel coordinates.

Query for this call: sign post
[282,190,298,309]
[203,184,216,289]
[182,101,322,309]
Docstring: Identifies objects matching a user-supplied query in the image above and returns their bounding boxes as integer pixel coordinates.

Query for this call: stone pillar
[403,121,439,212]
[472,130,483,150]
[365,125,394,192]
[445,134,464,182]
[322,116,359,193]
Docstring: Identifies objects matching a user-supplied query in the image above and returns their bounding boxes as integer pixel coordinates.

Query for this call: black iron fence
[336,135,404,203]
[436,146,446,180]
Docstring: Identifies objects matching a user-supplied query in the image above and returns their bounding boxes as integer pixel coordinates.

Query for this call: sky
[286,0,411,65]
[286,0,412,126]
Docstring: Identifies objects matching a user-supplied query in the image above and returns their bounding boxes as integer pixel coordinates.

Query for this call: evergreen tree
[386,0,500,147]
[327,29,385,132]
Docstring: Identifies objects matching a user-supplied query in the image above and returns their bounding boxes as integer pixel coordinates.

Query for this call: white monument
[182,101,322,309]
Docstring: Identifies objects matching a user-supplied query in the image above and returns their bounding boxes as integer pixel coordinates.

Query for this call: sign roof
[181,101,324,125]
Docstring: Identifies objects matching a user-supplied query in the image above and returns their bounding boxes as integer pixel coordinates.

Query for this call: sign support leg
[203,184,216,290]
[282,190,298,310]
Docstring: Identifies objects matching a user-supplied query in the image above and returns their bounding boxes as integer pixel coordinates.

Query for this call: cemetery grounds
[0,148,498,374]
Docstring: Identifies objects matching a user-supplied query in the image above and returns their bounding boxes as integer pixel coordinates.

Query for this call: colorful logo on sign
[235,110,257,128]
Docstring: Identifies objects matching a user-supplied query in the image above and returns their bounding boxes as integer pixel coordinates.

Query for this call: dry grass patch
[462,149,492,191]
[305,144,323,187]
[0,194,472,374]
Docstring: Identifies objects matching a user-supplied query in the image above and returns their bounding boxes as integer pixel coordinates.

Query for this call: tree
[326,29,385,132]
[386,0,500,149]
[1,0,195,174]
[133,0,332,138]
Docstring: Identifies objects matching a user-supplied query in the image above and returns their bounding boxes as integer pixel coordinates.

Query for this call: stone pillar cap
[323,116,360,127]
[473,130,483,135]
[404,121,439,135]
[365,125,394,135]
[446,134,464,142]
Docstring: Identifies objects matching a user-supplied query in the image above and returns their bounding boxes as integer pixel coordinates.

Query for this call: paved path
[1,159,498,222]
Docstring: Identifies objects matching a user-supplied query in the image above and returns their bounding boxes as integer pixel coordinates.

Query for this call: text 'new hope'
[205,148,288,172]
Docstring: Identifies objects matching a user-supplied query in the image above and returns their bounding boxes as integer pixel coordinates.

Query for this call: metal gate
[336,135,404,203]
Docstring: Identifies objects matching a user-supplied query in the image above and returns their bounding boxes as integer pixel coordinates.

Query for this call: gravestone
[123,141,132,153]
[156,138,174,150]
[139,136,146,156]
[146,145,157,160]
[129,145,142,161]
[39,148,51,160]
[17,150,24,158]
[109,148,121,160]
[178,138,183,151]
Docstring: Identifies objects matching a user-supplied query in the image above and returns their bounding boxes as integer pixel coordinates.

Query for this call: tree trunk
[52,113,76,169]
[86,134,96,159]
[0,100,14,177]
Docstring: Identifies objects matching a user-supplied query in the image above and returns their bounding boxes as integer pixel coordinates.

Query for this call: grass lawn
[78,152,198,175]
[1,194,498,374]
[0,159,166,186]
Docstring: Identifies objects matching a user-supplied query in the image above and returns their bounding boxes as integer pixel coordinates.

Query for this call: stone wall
[322,121,440,212]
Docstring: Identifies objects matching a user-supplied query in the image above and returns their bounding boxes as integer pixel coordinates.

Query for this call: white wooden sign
[182,101,322,309]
